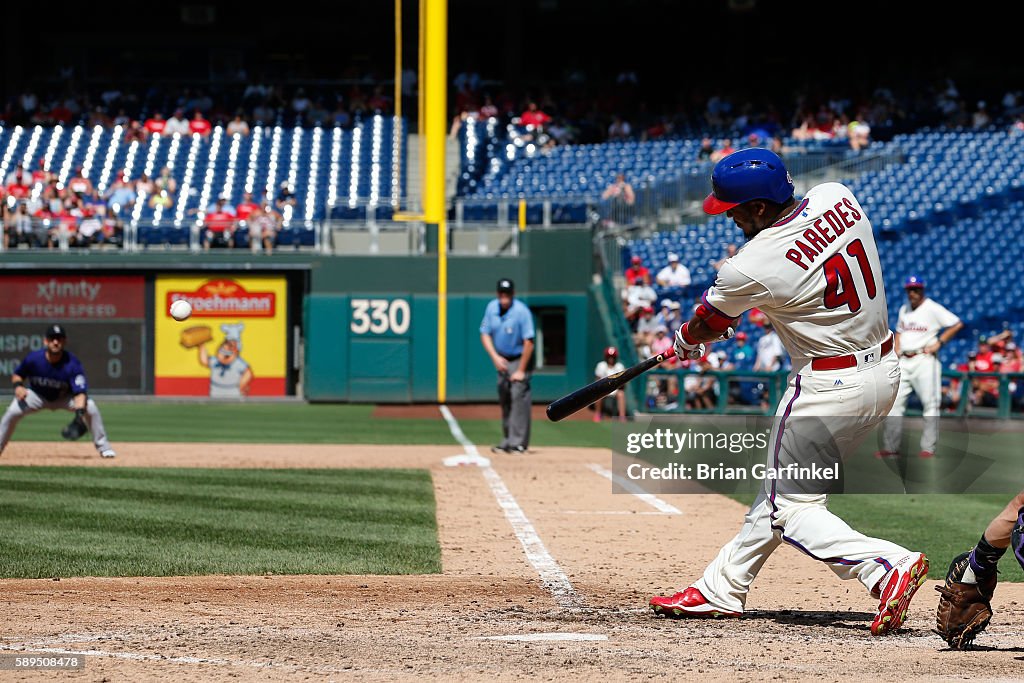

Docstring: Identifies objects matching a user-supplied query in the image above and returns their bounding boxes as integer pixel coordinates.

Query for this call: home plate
[443,454,491,467]
[476,633,608,642]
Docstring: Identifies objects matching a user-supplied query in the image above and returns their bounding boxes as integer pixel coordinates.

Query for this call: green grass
[8,402,617,447]
[0,466,441,578]
[729,492,1024,582]
[12,403,460,444]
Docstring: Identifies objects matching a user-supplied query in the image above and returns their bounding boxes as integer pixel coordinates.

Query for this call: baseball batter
[0,324,115,457]
[879,276,963,458]
[650,148,928,635]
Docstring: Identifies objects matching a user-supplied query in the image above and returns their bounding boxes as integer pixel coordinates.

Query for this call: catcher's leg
[0,390,44,453]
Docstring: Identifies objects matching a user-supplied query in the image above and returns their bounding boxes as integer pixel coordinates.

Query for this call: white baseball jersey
[894,298,960,353]
[595,360,625,379]
[755,331,786,371]
[656,263,692,287]
[704,182,889,367]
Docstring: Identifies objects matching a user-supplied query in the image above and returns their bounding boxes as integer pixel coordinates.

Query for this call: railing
[638,368,1024,418]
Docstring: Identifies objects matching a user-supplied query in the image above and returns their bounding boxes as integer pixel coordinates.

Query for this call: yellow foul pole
[424,0,448,403]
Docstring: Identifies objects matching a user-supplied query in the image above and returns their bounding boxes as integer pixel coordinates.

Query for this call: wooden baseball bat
[546,347,677,422]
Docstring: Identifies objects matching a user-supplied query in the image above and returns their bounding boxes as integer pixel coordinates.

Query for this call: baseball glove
[934,551,997,649]
[61,409,88,441]
[180,325,213,349]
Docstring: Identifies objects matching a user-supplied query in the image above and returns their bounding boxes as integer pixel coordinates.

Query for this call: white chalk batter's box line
[585,463,682,515]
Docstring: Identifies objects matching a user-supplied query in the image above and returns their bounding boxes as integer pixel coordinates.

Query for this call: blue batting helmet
[904,275,926,289]
[703,148,795,215]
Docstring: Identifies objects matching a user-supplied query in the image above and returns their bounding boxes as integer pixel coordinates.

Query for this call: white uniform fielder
[692,182,912,612]
[882,297,961,454]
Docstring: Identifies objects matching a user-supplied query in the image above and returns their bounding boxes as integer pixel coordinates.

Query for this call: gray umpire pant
[0,389,112,454]
[497,357,531,449]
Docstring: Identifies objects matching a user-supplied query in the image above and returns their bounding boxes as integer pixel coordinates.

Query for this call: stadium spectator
[66,167,93,197]
[4,203,33,249]
[697,137,715,161]
[848,118,872,151]
[189,111,212,137]
[77,211,103,247]
[607,116,632,141]
[592,346,627,422]
[479,95,499,119]
[252,100,276,124]
[235,192,260,222]
[602,173,635,206]
[134,173,155,199]
[520,102,551,128]
[973,354,1003,408]
[634,305,659,356]
[154,166,177,196]
[624,254,650,285]
[712,243,738,271]
[754,320,786,373]
[30,159,54,189]
[104,175,136,213]
[656,299,683,333]
[275,181,297,212]
[202,199,237,250]
[143,112,166,136]
[710,138,735,163]
[5,164,30,190]
[1002,341,1023,372]
[729,331,755,370]
[972,101,991,129]
[623,274,657,323]
[227,111,251,136]
[649,324,679,408]
[291,88,311,115]
[974,336,995,372]
[164,109,190,136]
[331,100,352,128]
[248,203,281,255]
[655,252,691,288]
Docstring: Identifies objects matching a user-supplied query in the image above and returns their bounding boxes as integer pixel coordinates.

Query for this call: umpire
[0,324,116,458]
[480,279,535,454]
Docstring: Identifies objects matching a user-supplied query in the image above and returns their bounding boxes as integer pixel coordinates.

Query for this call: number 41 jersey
[703,182,889,368]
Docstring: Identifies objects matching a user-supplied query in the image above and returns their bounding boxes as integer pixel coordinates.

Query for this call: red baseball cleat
[649,587,741,618]
[871,553,929,635]
[874,450,899,459]
[918,450,934,459]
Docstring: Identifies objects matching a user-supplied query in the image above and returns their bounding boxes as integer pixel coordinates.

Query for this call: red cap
[735,331,748,340]
[605,346,618,358]
[631,255,641,264]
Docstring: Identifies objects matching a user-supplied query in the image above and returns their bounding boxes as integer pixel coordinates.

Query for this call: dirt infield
[1,441,1023,681]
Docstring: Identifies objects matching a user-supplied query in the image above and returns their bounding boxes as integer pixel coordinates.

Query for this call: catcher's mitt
[180,325,213,349]
[934,551,997,649]
[61,409,88,441]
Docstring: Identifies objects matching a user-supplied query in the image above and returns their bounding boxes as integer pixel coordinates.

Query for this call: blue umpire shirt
[14,349,89,402]
[480,299,535,359]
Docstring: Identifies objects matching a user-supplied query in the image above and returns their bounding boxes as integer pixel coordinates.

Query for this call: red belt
[811,335,894,371]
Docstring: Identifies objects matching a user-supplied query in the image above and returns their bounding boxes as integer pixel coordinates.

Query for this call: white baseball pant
[882,353,941,454]
[692,344,914,613]
[0,389,113,454]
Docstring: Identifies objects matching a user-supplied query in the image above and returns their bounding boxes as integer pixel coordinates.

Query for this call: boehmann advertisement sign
[154,276,288,396]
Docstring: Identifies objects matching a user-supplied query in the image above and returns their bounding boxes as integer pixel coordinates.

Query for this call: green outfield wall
[0,228,609,402]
